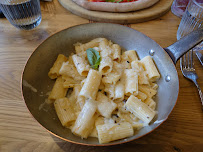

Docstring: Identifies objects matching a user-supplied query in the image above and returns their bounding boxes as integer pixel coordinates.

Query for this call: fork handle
[194,81,203,111]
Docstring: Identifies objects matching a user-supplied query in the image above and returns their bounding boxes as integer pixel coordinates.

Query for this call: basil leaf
[86,48,101,70]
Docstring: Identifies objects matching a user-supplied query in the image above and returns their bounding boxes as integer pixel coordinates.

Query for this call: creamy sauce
[22,80,37,93]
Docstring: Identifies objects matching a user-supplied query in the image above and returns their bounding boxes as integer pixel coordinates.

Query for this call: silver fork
[180,50,203,110]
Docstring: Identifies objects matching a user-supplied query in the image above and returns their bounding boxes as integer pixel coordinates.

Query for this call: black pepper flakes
[104,92,107,96]
[127,61,130,63]
[98,89,102,92]
[123,99,127,103]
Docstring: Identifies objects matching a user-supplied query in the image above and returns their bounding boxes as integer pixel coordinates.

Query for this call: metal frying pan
[22,23,203,146]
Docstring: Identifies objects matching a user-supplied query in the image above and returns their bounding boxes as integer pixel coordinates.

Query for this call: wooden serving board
[58,0,173,24]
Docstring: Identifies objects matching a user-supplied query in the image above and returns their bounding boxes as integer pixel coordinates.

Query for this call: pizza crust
[72,0,160,12]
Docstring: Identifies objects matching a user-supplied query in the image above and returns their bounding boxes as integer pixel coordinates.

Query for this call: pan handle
[164,27,203,64]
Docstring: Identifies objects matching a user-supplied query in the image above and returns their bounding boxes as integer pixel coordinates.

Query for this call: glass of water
[171,0,190,18]
[177,0,203,50]
[0,0,42,30]
[177,0,203,39]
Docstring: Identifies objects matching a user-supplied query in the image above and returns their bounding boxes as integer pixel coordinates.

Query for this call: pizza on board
[72,0,160,12]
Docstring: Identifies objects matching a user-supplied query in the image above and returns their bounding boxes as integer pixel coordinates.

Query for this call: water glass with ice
[0,0,42,30]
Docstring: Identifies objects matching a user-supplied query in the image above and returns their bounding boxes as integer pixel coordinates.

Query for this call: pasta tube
[140,56,160,82]
[67,85,82,112]
[124,69,139,96]
[63,76,80,88]
[117,111,139,125]
[99,39,112,57]
[102,72,120,85]
[114,79,125,101]
[102,62,123,84]
[89,126,98,138]
[54,98,76,126]
[121,53,131,69]
[123,50,138,62]
[131,61,149,85]
[104,84,115,99]
[59,61,85,81]
[48,77,67,101]
[138,85,157,98]
[125,95,156,124]
[96,92,117,118]
[135,91,147,102]
[96,122,134,144]
[48,54,68,79]
[79,69,102,100]
[75,38,107,54]
[144,98,156,110]
[72,54,90,76]
[95,116,105,126]
[99,56,113,75]
[150,83,159,90]
[89,116,105,138]
[111,44,121,62]
[72,99,97,138]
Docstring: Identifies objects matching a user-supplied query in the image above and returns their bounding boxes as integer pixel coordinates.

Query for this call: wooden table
[0,1,203,152]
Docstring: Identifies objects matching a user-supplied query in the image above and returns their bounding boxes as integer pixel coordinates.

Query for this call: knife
[196,51,203,66]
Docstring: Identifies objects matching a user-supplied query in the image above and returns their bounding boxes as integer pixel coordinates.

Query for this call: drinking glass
[0,0,42,30]
[177,0,203,49]
[171,0,190,18]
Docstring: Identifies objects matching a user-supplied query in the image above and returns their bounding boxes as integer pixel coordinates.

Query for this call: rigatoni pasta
[63,76,79,89]
[46,38,160,144]
[99,56,113,75]
[79,69,102,100]
[111,44,121,62]
[71,99,97,138]
[75,38,106,54]
[59,60,85,81]
[140,56,160,82]
[96,92,117,118]
[48,54,68,79]
[96,122,134,144]
[125,95,156,124]
[99,39,112,58]
[54,98,76,127]
[123,50,138,62]
[72,54,90,76]
[114,79,125,102]
[131,60,149,85]
[48,77,68,102]
[124,69,139,96]
[104,84,115,99]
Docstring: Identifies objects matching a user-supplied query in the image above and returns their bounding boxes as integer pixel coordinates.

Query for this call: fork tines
[181,50,195,71]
